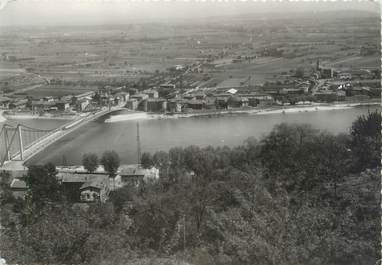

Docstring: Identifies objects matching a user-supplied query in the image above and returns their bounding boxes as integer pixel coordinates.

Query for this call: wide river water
[0,106,379,166]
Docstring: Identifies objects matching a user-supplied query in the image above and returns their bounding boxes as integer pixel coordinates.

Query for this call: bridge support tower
[17,125,24,161]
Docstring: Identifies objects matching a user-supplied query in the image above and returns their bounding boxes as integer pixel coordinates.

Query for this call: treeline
[0,111,380,265]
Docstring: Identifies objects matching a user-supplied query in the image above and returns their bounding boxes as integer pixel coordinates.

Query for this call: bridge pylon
[0,123,54,167]
[3,126,11,161]
[17,125,24,161]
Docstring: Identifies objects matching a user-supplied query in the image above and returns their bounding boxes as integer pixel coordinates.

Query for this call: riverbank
[3,112,78,121]
[105,101,380,123]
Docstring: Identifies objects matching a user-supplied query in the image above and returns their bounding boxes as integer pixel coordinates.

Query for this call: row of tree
[82,151,120,174]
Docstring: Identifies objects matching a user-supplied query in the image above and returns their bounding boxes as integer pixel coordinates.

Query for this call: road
[5,83,44,96]
[4,71,51,97]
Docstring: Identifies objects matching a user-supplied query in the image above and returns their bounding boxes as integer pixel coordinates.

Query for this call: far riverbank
[2,112,78,121]
[105,101,380,123]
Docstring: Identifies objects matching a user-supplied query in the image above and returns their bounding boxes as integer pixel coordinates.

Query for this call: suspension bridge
[0,123,56,168]
[0,107,124,171]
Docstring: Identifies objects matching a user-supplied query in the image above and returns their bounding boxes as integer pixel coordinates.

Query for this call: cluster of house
[9,164,159,203]
[0,91,95,113]
[126,72,380,112]
[314,68,379,81]
[1,84,278,114]
[315,79,380,101]
[29,93,94,114]
[312,59,379,80]
[312,64,381,101]
[124,86,278,113]
[0,86,130,115]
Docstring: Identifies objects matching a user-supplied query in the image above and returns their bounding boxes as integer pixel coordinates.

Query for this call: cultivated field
[0,10,380,97]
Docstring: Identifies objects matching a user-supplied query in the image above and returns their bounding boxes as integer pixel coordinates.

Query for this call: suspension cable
[3,123,55,133]
[0,127,18,166]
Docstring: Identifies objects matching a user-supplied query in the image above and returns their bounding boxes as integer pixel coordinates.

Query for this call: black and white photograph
[0,0,380,264]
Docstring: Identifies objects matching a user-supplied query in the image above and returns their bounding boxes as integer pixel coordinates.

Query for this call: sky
[0,0,379,26]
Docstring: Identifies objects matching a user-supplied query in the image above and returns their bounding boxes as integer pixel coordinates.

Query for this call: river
[6,105,373,166]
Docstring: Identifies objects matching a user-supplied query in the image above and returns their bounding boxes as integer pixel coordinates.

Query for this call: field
[0,10,380,98]
[327,56,380,69]
[12,85,98,99]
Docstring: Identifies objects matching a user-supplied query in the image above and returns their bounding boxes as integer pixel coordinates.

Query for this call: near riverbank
[105,101,380,123]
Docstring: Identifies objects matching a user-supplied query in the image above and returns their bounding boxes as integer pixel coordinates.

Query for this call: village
[0,57,380,120]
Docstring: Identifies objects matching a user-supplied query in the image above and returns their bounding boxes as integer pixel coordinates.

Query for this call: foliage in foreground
[0,111,380,265]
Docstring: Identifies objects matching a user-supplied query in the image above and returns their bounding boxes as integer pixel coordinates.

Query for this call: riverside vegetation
[0,111,380,265]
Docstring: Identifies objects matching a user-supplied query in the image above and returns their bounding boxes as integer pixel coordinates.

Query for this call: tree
[295,67,305,78]
[350,110,381,172]
[168,147,185,169]
[25,96,33,110]
[82,153,99,173]
[140,152,153,169]
[0,171,14,205]
[24,163,63,206]
[109,185,136,213]
[152,151,169,169]
[259,123,316,178]
[101,151,120,188]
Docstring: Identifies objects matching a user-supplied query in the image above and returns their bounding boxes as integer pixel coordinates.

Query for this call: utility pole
[137,122,141,166]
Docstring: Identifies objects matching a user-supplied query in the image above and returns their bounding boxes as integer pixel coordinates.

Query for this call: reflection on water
[26,106,379,166]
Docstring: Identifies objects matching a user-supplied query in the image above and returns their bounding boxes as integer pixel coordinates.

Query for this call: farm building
[167,99,182,113]
[55,100,71,111]
[9,99,28,110]
[31,100,57,113]
[125,99,139,110]
[57,172,110,203]
[143,89,159,99]
[146,98,167,112]
[0,96,11,108]
[80,177,110,203]
[10,178,27,199]
[320,68,334,79]
[114,92,129,105]
[117,165,159,187]
[130,94,149,101]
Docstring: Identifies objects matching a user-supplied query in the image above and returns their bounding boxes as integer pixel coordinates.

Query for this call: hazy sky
[0,0,379,26]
